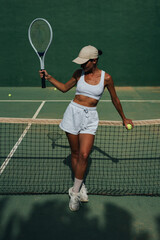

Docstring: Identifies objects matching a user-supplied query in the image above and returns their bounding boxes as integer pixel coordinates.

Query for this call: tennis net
[0,118,160,195]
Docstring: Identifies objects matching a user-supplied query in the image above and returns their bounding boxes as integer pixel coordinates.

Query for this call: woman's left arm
[105,74,134,129]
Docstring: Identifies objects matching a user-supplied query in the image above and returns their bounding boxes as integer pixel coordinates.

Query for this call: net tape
[0,118,160,125]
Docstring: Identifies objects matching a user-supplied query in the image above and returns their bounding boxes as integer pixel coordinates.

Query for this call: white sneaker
[80,184,89,202]
[68,187,81,211]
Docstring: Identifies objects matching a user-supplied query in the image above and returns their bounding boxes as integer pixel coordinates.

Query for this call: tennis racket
[28,18,53,88]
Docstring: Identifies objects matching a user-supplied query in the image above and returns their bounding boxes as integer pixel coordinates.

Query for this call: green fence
[0,0,160,86]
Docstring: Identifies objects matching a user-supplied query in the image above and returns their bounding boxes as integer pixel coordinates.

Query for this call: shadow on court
[0,197,157,240]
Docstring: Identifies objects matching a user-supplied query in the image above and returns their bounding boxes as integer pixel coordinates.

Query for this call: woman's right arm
[39,69,81,93]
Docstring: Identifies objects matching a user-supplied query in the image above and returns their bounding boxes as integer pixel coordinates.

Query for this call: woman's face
[81,59,97,73]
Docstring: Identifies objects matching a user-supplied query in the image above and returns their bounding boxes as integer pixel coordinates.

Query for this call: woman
[39,45,133,211]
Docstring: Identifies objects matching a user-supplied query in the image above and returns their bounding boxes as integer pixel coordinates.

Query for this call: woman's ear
[93,59,98,64]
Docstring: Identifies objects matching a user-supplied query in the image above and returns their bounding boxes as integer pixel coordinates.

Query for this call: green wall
[0,0,160,86]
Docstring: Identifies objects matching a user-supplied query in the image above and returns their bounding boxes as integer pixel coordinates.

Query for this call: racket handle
[41,70,46,88]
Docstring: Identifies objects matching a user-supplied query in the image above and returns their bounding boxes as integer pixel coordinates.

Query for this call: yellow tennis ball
[8,94,11,97]
[54,88,57,91]
[127,124,132,130]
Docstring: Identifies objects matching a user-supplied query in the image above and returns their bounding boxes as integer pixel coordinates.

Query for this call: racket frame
[28,18,53,88]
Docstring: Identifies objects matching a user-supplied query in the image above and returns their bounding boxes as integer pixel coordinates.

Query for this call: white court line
[0,99,160,103]
[0,101,46,175]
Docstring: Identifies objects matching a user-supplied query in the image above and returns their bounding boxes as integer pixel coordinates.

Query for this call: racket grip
[41,70,46,88]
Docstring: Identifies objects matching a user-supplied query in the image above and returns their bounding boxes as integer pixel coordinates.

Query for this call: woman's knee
[79,151,89,161]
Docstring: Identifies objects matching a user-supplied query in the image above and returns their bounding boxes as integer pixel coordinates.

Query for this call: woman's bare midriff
[73,95,98,107]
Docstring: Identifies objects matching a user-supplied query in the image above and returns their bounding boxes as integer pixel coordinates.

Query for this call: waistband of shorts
[70,100,97,111]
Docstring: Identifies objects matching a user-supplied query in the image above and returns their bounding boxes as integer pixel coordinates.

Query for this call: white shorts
[59,101,99,135]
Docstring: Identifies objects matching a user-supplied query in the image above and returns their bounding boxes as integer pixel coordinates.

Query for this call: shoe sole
[80,199,89,203]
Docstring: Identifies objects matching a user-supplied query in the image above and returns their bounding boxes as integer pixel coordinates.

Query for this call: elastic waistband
[71,100,97,111]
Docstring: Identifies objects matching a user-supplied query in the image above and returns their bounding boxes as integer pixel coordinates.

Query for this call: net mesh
[0,118,160,195]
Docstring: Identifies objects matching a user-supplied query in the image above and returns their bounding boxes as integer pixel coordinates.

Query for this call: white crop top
[75,70,105,100]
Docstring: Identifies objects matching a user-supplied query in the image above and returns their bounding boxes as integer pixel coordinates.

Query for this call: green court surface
[0,87,160,120]
[0,86,160,240]
[0,195,160,240]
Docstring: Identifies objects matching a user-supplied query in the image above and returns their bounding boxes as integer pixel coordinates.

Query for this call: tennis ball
[8,94,11,97]
[127,124,132,130]
[54,88,57,91]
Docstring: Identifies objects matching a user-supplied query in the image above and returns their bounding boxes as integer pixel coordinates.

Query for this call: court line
[0,100,160,103]
[0,101,46,175]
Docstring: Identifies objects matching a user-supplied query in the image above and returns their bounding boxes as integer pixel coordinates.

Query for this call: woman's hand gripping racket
[28,18,53,88]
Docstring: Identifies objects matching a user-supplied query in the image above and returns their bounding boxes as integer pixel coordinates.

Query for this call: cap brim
[72,57,89,65]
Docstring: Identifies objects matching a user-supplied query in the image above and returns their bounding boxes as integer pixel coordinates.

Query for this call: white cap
[72,45,99,64]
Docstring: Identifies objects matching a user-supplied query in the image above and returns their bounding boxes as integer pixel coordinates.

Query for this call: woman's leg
[66,133,79,175]
[75,133,95,179]
[66,132,95,180]
[66,132,95,211]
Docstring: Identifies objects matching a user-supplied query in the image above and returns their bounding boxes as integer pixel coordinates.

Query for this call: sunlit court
[0,1,160,239]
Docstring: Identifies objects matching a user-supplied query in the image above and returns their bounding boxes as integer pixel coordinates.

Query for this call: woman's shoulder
[100,70,112,80]
[101,70,112,86]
